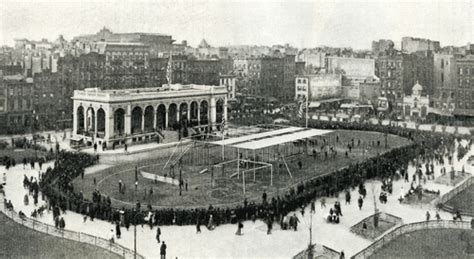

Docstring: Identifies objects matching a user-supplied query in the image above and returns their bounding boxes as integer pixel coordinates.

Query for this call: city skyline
[1,0,473,50]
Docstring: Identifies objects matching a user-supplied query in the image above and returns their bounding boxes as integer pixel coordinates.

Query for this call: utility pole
[179,158,182,196]
[133,209,137,259]
[308,211,314,259]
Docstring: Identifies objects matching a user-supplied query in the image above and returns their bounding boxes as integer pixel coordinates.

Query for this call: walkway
[1,140,473,258]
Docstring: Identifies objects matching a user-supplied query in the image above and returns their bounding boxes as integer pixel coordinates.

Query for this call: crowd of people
[31,119,460,233]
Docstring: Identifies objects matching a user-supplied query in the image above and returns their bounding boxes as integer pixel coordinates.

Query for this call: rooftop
[72,84,227,103]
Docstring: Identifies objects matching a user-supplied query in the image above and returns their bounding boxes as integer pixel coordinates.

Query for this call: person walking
[426,211,431,221]
[160,241,167,259]
[156,227,161,243]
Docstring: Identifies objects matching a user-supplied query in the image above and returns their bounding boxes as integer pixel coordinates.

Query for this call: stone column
[105,109,114,142]
[197,105,201,125]
[141,110,145,133]
[73,104,77,135]
[187,104,191,121]
[210,97,217,130]
[176,106,180,123]
[153,108,157,130]
[124,104,131,135]
[223,96,228,130]
[83,108,87,133]
[165,106,169,129]
[94,109,98,138]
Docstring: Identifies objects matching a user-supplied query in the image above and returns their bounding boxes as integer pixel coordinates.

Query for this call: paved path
[1,140,473,258]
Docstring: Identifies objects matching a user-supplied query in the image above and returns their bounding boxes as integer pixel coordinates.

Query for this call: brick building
[0,75,34,134]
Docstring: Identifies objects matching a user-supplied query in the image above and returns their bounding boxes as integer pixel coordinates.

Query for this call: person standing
[156,227,161,243]
[236,221,243,235]
[358,196,363,210]
[345,190,351,205]
[116,221,121,239]
[109,229,115,243]
[196,219,201,234]
[160,241,167,259]
[292,214,300,231]
[59,217,65,229]
[266,218,273,235]
[426,211,431,221]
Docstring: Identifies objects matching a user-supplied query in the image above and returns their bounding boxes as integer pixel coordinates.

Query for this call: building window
[459,68,463,75]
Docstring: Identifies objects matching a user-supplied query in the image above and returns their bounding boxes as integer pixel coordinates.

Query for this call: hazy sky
[1,0,473,49]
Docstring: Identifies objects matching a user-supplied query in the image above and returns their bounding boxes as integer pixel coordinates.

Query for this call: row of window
[296,78,308,84]
[458,67,473,75]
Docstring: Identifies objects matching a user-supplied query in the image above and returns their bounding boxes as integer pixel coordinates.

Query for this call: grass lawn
[73,129,411,208]
[0,212,121,259]
[369,228,474,259]
[445,183,474,216]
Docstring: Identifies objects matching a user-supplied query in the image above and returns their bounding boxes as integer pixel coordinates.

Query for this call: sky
[1,0,473,50]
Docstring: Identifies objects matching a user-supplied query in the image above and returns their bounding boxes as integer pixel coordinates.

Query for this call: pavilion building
[72,84,228,147]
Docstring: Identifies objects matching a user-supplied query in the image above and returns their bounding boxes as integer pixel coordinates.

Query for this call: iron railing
[351,220,472,259]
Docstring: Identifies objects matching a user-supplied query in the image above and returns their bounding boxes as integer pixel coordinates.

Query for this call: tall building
[453,55,474,117]
[433,53,457,115]
[372,39,394,54]
[0,75,34,134]
[401,37,440,53]
[73,27,173,57]
[375,46,433,109]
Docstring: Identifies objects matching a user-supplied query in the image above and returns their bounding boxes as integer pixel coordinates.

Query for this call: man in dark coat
[160,241,167,259]
[116,222,121,239]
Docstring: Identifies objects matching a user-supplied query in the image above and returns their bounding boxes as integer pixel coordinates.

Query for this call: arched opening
[144,106,154,132]
[168,103,178,130]
[216,99,224,128]
[76,106,84,134]
[131,106,143,134]
[156,104,166,130]
[114,108,125,135]
[200,100,208,125]
[190,101,199,126]
[86,107,95,133]
[96,108,106,136]
[179,102,188,127]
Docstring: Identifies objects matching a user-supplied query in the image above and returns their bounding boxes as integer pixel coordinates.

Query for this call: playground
[72,126,412,208]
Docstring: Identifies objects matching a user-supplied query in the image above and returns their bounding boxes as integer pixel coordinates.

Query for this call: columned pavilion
[72,84,228,146]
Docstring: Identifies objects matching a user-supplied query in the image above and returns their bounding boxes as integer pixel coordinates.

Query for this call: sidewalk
[1,141,473,258]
